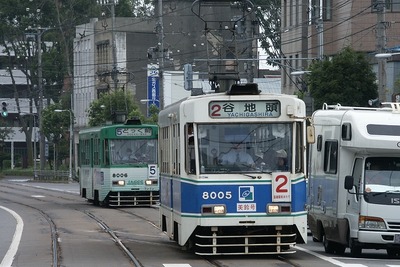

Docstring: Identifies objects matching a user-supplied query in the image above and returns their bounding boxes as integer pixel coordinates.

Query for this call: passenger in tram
[275,149,288,171]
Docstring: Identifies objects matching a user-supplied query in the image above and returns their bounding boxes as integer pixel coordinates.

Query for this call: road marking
[0,206,24,267]
[163,265,192,267]
[296,246,367,267]
[31,195,45,198]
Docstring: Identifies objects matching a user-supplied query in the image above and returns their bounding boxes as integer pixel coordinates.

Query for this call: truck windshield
[196,123,292,174]
[364,157,400,193]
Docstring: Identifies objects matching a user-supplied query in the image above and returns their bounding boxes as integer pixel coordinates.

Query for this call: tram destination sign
[116,127,153,137]
[209,100,281,118]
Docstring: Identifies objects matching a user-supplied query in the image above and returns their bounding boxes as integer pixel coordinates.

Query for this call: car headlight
[359,215,386,229]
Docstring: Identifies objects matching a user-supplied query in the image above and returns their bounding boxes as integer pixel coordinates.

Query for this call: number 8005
[202,191,232,200]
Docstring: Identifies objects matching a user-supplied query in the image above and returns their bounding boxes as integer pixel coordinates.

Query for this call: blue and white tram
[158,84,308,255]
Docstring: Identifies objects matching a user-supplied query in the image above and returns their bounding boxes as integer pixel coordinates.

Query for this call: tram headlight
[201,204,226,215]
[145,179,158,186]
[112,180,125,186]
[267,204,291,214]
[268,205,280,213]
[359,215,386,229]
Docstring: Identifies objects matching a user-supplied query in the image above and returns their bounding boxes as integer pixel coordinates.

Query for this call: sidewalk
[2,176,80,195]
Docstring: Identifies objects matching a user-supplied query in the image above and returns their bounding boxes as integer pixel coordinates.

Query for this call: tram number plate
[395,234,400,244]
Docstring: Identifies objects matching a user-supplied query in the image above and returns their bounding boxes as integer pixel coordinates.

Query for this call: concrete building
[73,1,261,132]
[281,0,400,101]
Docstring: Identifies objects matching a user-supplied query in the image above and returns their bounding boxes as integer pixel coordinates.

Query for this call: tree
[306,47,378,109]
[254,0,282,63]
[42,104,71,170]
[87,90,146,126]
[0,0,103,168]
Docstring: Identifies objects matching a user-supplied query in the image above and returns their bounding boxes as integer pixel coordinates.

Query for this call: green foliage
[254,0,282,62]
[87,90,146,126]
[42,104,71,145]
[306,47,378,109]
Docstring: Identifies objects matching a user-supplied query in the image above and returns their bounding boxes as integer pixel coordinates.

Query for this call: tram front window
[110,139,157,164]
[197,123,292,174]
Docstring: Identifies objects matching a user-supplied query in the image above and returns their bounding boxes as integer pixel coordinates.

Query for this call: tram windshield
[110,139,157,164]
[195,123,292,174]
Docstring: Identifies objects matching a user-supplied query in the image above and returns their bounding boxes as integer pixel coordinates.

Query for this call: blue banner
[146,64,160,116]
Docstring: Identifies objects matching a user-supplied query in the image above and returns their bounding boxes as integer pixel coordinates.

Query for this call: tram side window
[185,123,195,174]
[295,122,304,173]
[80,139,90,166]
[104,139,110,165]
[93,138,100,165]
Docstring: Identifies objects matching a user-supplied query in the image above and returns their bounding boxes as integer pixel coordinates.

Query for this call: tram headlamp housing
[145,179,158,186]
[359,215,386,230]
[112,180,125,186]
[201,204,226,215]
[267,204,291,214]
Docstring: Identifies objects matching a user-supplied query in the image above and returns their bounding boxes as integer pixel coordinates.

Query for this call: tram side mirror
[307,126,315,144]
[344,175,354,190]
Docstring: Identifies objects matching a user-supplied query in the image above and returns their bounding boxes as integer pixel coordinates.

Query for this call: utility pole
[97,0,119,90]
[157,0,164,108]
[36,27,53,173]
[316,0,324,59]
[376,0,387,102]
[245,5,255,83]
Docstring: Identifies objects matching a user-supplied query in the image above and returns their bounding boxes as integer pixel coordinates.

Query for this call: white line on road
[163,265,192,267]
[0,206,24,267]
[296,246,367,267]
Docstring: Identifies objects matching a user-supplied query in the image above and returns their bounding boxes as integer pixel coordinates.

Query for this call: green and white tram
[78,119,159,207]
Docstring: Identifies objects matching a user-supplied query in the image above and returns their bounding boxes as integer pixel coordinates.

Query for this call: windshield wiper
[371,190,400,196]
[385,190,400,193]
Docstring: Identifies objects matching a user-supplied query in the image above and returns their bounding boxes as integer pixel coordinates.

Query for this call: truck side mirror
[344,175,354,190]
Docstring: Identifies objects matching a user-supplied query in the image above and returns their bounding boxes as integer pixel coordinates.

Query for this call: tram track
[0,193,60,267]
[84,210,144,267]
[1,181,307,267]
[0,183,147,267]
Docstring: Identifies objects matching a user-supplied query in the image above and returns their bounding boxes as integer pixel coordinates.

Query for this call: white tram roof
[158,88,305,127]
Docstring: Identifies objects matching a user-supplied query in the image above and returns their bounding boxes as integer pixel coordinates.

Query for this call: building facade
[281,0,400,100]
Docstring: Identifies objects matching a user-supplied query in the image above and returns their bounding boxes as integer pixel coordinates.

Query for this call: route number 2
[272,173,291,202]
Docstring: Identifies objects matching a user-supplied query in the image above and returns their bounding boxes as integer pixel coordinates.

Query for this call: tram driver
[220,142,255,167]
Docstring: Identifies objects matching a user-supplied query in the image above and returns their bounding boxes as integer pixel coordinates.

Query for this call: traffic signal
[1,101,8,117]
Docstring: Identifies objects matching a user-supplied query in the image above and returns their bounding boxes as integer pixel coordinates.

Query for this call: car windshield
[364,157,400,192]
[196,123,292,174]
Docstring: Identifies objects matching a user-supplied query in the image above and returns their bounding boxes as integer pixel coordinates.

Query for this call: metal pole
[111,2,118,90]
[33,115,37,178]
[158,0,164,108]
[38,30,46,174]
[68,111,73,181]
[376,0,387,102]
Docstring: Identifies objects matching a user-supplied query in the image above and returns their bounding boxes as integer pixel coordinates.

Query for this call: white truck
[307,103,400,257]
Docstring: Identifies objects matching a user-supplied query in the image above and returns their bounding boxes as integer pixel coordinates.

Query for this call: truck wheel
[349,238,362,257]
[387,248,400,257]
[334,243,346,255]
[323,232,335,254]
